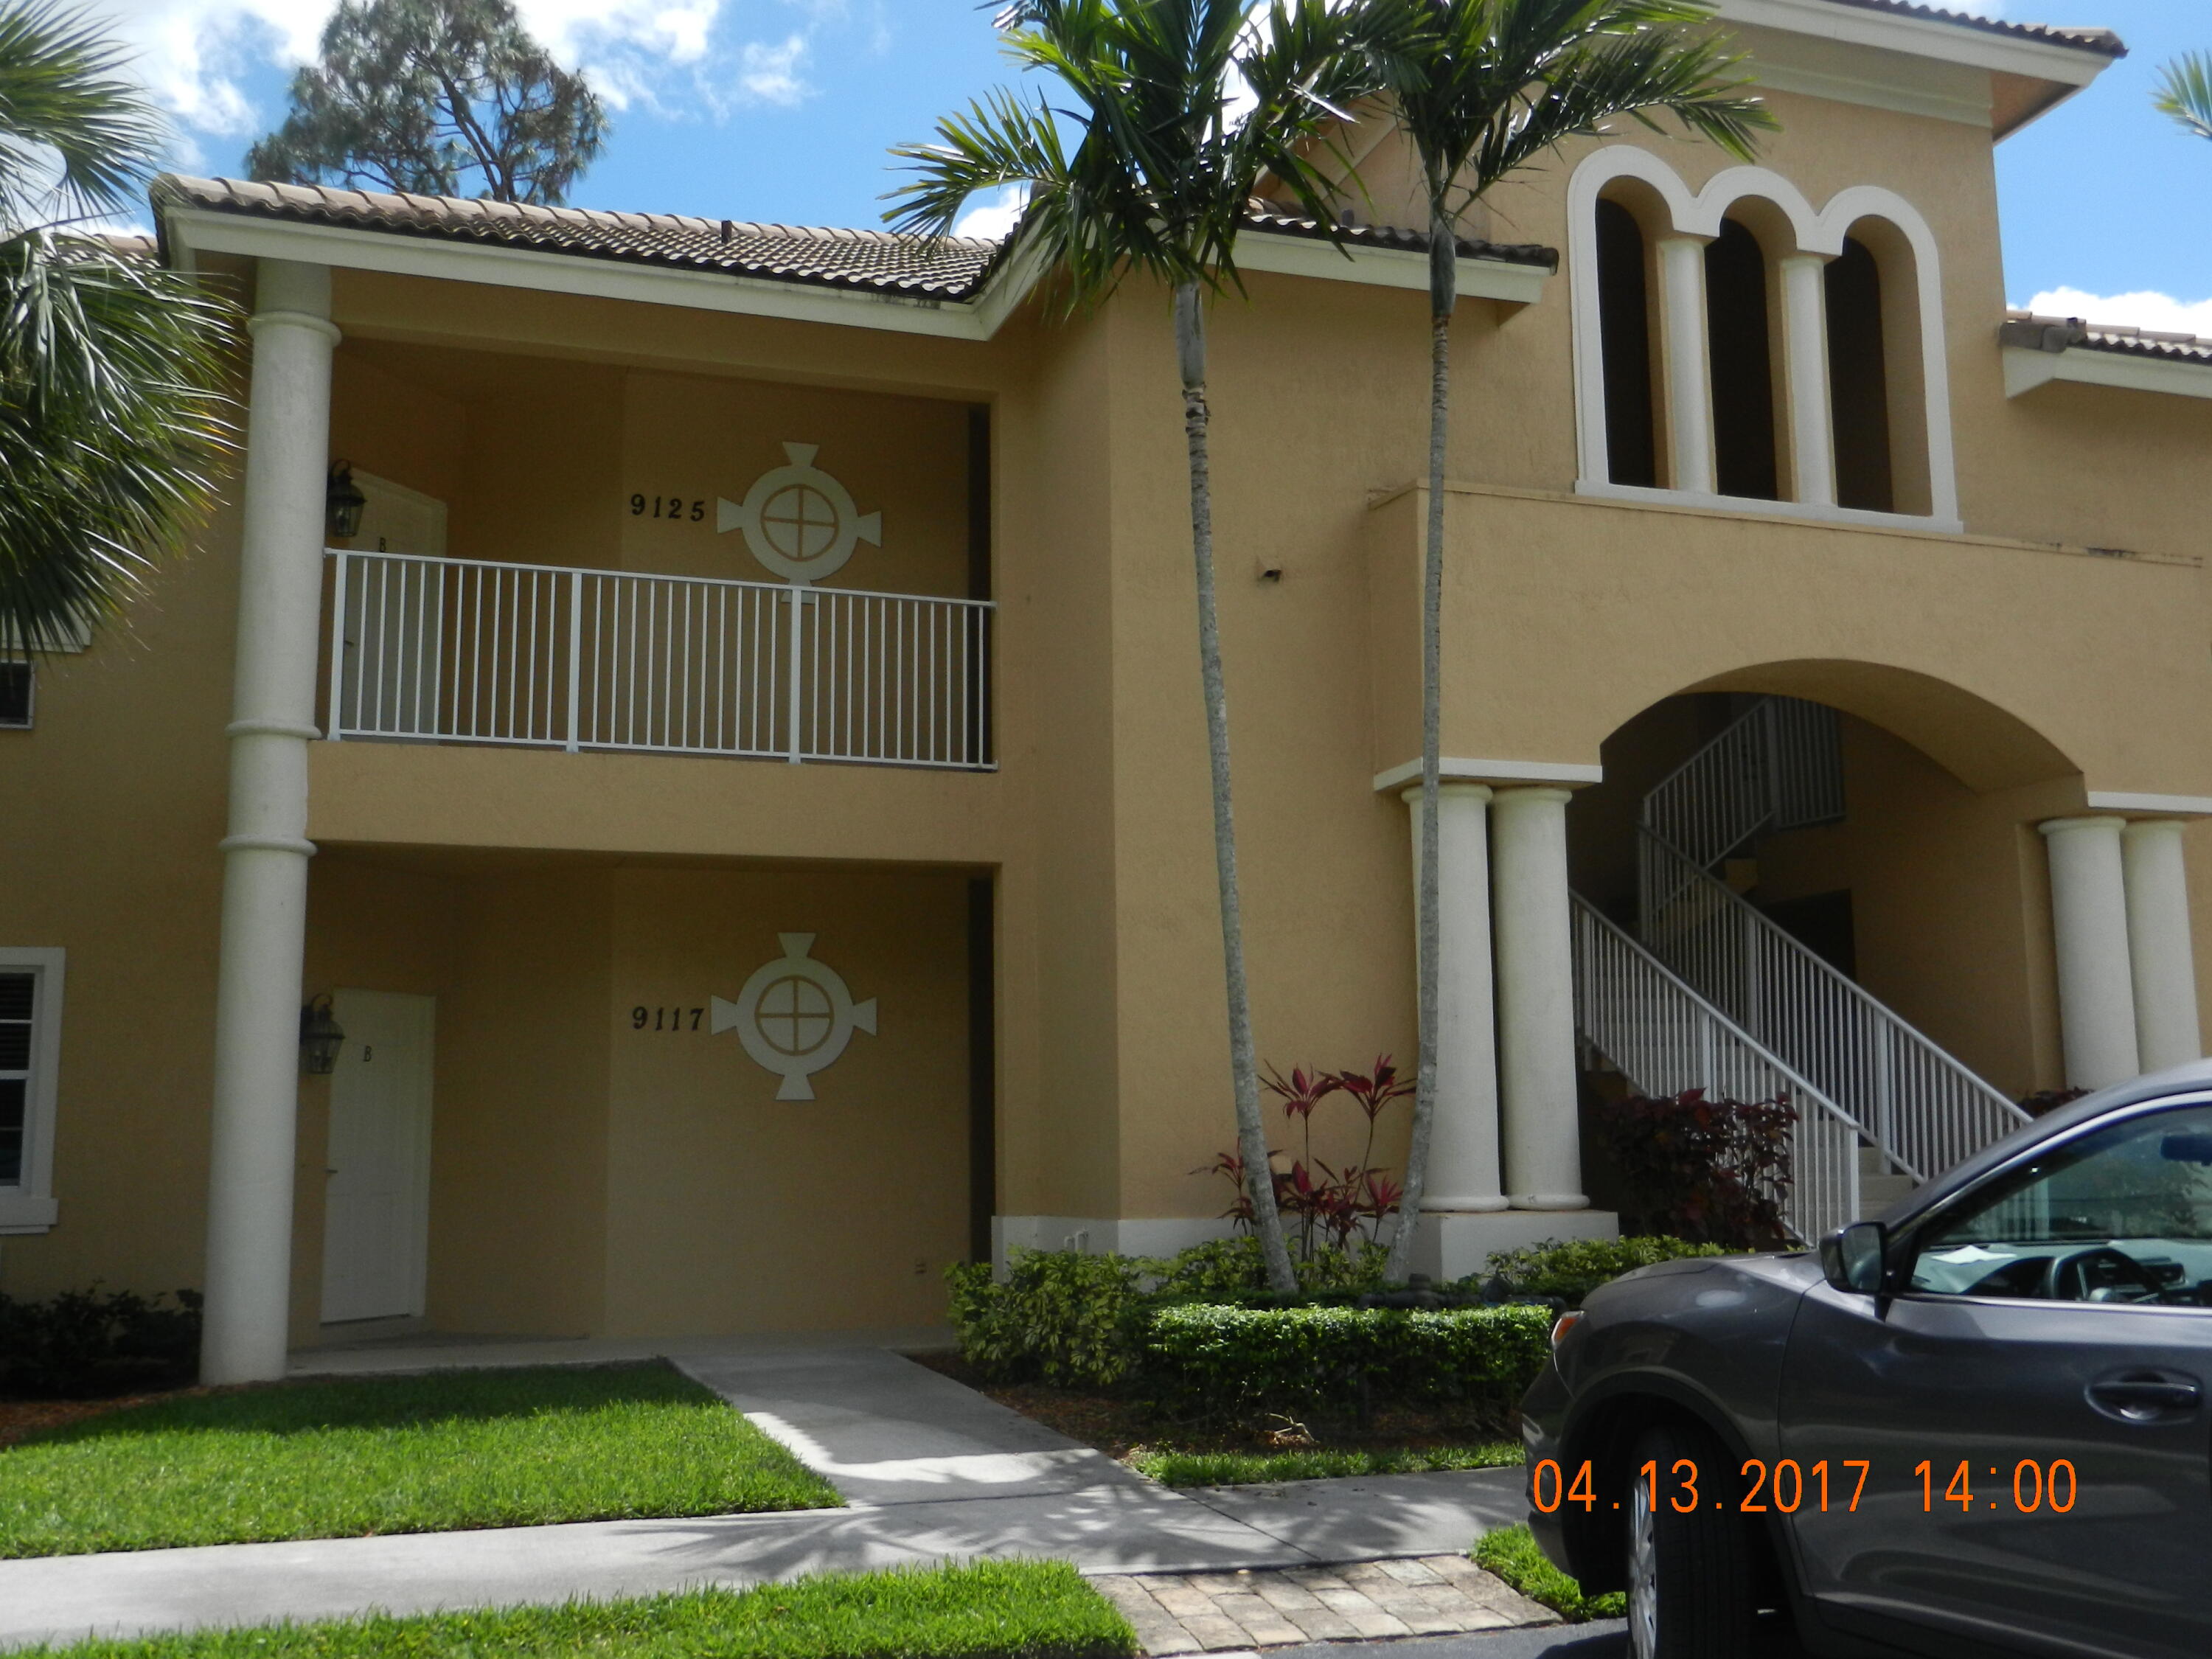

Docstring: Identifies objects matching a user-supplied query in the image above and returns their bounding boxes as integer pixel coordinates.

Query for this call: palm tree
[1,1,235,655]
[888,0,1409,1293]
[2156,52,2212,145]
[1369,0,1770,1281]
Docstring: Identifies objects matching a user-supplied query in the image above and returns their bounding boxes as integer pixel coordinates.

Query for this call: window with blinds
[0,971,31,1186]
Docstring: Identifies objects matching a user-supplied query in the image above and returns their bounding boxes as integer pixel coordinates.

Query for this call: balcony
[325,549,995,771]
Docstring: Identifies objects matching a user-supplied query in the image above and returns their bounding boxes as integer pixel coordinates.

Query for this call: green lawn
[1131,1441,1522,1486]
[21,1561,1135,1659]
[1474,1524,1624,1622]
[0,1362,840,1559]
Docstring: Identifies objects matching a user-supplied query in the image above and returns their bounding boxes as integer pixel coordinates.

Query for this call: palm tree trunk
[1178,279,1298,1295]
[1384,215,1455,1283]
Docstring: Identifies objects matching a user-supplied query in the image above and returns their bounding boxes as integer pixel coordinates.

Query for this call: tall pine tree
[247,0,605,205]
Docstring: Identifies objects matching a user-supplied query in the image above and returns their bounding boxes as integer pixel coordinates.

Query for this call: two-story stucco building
[4,0,2208,1383]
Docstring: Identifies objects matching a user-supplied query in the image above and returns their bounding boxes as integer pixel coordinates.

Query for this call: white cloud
[952,182,1026,241]
[2020,286,2212,339]
[96,0,821,152]
[95,0,327,137]
[736,33,810,105]
[523,1,721,63]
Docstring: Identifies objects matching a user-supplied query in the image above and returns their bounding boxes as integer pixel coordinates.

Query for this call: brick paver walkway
[1093,1555,1557,1653]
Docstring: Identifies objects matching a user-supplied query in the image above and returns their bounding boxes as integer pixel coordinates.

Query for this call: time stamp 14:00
[1531,1458,2081,1516]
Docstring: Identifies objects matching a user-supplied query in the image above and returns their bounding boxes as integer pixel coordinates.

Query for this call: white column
[1778,253,1836,508]
[201,260,338,1385]
[1655,234,1716,497]
[1492,787,1587,1210]
[2039,816,2141,1091]
[1405,785,1506,1212]
[2123,819,2203,1073]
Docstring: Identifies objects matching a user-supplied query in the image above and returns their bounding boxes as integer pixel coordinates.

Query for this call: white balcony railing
[327,549,993,770]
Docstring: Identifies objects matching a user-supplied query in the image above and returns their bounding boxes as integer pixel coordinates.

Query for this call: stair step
[1857,1173,1918,1218]
[1857,1144,1889,1177]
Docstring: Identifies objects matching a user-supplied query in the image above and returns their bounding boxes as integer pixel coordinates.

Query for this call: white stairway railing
[327,549,993,771]
[1573,895,1862,1245]
[1642,696,1844,873]
[1637,828,2028,1182]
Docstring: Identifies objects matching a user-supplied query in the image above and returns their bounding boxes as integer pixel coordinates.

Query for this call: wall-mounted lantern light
[325,461,367,542]
[299,995,346,1077]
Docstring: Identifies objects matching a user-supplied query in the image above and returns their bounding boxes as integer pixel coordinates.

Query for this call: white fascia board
[1717,0,2112,86]
[167,207,1008,342]
[1373,756,1604,793]
[2087,792,2212,818]
[1234,232,1551,306]
[1747,58,1989,128]
[2003,344,2212,403]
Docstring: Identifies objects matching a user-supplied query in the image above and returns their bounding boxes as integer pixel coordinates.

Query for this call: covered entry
[298,855,988,1345]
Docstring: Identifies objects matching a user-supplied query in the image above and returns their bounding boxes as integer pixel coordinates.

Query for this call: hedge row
[947,1236,1732,1423]
[1141,1301,1553,1420]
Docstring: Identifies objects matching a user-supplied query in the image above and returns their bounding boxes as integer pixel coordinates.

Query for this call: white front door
[320,990,435,1324]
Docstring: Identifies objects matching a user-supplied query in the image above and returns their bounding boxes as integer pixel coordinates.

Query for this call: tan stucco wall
[0,498,236,1301]
[1366,484,2211,797]
[601,866,970,1335]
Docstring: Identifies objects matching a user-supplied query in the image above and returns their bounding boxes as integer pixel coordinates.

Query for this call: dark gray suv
[1522,1061,2212,1659]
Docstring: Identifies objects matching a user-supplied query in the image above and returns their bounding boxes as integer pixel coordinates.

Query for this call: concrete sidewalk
[0,1343,1528,1649]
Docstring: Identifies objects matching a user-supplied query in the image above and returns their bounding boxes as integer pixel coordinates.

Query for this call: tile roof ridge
[2003,308,2212,361]
[158,173,1005,254]
[1814,0,2126,56]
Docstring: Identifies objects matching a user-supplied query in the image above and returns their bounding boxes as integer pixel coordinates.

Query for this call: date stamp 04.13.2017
[1531,1457,2081,1517]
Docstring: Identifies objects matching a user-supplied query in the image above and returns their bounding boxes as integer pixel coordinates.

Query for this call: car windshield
[1910,1102,2212,1303]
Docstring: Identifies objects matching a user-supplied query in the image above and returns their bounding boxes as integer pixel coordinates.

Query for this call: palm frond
[0,233,239,651]
[0,1,163,228]
[884,0,1396,308]
[1377,0,1772,214]
[2157,52,2212,144]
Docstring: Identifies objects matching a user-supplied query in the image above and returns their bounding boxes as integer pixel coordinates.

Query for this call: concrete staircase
[1857,1141,1918,1218]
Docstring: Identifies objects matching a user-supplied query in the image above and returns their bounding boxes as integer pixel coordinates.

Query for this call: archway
[1571,670,2081,1093]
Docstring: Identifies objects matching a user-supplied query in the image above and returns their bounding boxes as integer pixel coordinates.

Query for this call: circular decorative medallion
[716,443,883,584]
[710,933,878,1100]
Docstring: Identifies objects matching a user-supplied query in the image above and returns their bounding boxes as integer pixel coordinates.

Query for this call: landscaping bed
[910,1349,1519,1486]
[0,1360,840,1559]
[18,1560,1135,1659]
[933,1234,1738,1488]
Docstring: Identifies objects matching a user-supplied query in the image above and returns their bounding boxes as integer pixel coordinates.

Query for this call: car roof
[1885,1057,2212,1229]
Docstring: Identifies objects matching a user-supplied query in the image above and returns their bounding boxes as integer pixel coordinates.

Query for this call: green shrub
[1482,1237,1736,1309]
[0,1288,201,1399]
[1142,1302,1552,1422]
[945,1251,1155,1389]
[1149,1237,1268,1301]
[1475,1523,1625,1621]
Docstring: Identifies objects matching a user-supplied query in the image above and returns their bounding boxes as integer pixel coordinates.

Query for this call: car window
[1909,1102,2212,1304]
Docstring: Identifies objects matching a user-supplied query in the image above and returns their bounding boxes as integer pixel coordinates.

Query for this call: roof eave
[158,192,1560,343]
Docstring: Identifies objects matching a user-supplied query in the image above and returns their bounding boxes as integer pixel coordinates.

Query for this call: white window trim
[0,947,63,1234]
[1566,146,1961,533]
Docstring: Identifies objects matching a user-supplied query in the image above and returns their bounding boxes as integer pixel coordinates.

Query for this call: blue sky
[105,0,2211,333]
